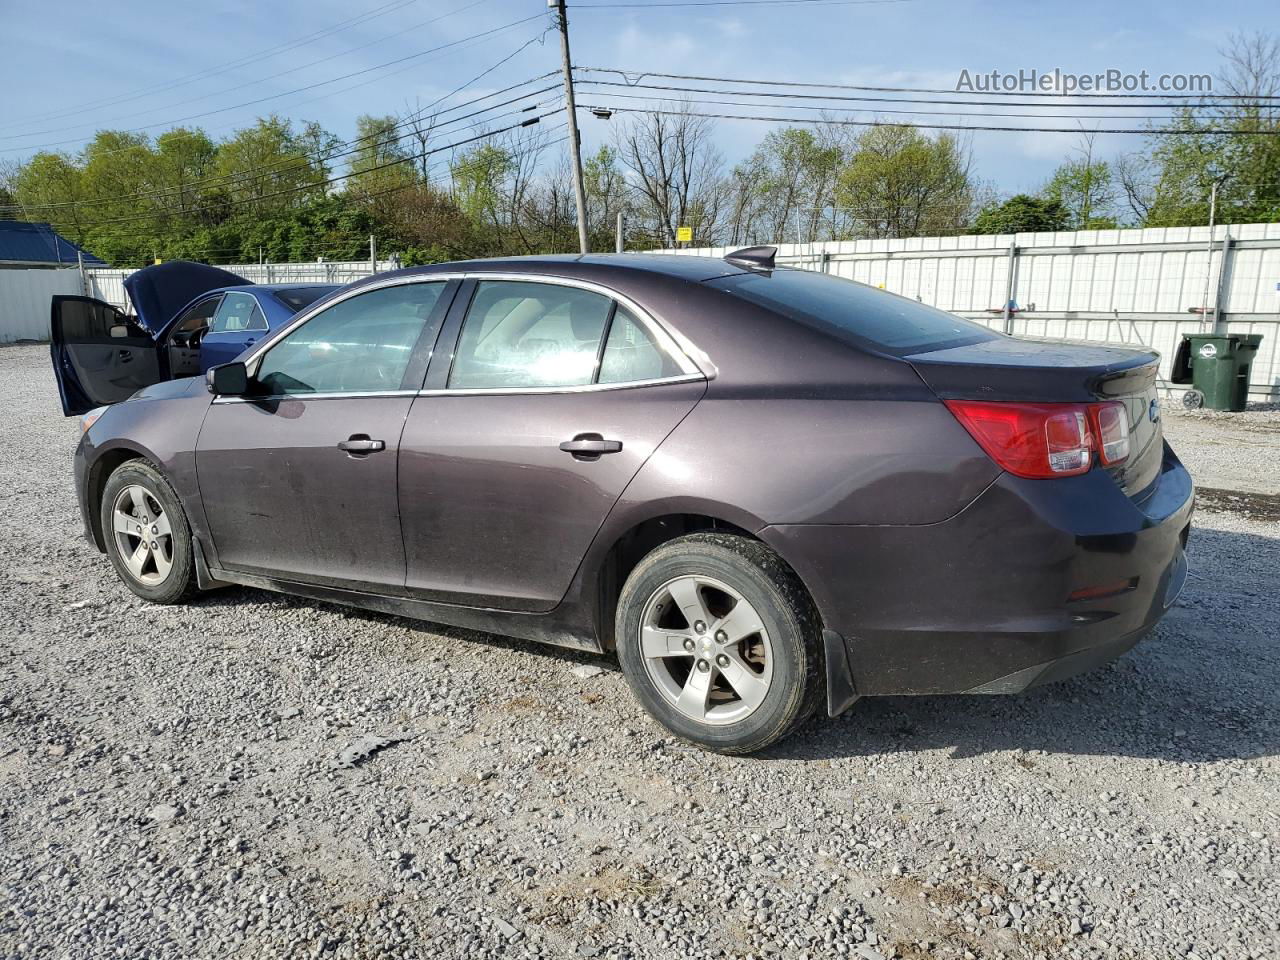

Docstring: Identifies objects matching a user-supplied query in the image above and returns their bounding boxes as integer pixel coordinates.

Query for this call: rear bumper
[764,443,1194,703]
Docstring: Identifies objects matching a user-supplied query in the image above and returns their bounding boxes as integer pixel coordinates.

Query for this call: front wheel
[100,459,198,605]
[615,533,823,754]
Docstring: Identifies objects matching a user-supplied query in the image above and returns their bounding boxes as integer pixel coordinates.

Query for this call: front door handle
[559,434,623,461]
[337,436,385,455]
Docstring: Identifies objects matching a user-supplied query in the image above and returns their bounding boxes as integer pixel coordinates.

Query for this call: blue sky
[0,0,1274,196]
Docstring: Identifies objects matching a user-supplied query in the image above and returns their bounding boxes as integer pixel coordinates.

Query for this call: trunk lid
[123,260,250,337]
[907,337,1165,500]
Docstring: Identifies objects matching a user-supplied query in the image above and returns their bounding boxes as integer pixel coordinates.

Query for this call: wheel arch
[588,505,820,651]
[84,443,160,551]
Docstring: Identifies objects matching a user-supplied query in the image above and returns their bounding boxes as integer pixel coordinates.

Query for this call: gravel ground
[2,341,1277,960]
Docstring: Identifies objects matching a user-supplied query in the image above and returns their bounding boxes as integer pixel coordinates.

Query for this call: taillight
[1089,402,1130,465]
[943,399,1129,478]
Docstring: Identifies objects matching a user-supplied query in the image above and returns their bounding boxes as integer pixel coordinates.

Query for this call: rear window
[709,268,999,356]
[272,286,337,312]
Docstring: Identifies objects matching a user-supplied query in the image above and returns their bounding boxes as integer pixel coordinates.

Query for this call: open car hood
[123,260,250,336]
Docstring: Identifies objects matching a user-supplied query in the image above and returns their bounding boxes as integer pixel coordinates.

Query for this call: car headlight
[80,406,108,435]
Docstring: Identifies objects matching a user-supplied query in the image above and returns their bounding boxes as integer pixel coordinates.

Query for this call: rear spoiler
[724,246,776,270]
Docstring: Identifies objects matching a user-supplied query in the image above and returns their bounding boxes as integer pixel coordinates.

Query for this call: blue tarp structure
[0,221,106,266]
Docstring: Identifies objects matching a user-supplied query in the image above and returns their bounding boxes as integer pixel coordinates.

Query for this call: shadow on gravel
[183,527,1276,766]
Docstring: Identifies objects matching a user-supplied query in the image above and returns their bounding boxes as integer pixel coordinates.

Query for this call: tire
[99,459,198,605]
[1182,389,1205,410]
[615,533,824,754]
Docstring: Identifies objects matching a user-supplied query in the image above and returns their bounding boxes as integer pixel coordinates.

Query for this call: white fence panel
[0,268,83,343]
[657,224,1280,400]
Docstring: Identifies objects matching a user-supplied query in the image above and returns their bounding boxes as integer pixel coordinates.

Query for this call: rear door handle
[337,436,385,455]
[559,434,623,460]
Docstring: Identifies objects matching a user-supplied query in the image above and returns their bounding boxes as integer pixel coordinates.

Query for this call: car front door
[398,278,706,611]
[196,278,456,592]
[201,291,268,371]
[50,295,163,416]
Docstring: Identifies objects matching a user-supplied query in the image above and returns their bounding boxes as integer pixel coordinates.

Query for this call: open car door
[50,295,163,416]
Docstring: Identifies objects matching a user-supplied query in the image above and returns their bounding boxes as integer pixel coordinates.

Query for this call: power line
[577,78,1243,111]
[57,111,561,229]
[0,0,425,132]
[0,0,496,142]
[0,13,548,155]
[579,88,1207,123]
[581,103,1280,135]
[580,67,1280,102]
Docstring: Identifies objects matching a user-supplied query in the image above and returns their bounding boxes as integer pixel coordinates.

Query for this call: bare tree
[1219,31,1280,120]
[404,99,439,182]
[612,104,728,247]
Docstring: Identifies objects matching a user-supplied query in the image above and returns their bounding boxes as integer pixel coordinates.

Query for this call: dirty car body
[61,252,1193,751]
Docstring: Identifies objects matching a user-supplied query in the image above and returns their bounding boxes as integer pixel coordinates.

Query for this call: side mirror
[109,324,129,339]
[206,361,249,397]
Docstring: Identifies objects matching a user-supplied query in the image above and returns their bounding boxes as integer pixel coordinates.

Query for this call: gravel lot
[1,341,1277,960]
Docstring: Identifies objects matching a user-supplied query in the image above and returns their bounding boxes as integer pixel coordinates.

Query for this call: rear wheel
[615,533,823,754]
[100,460,198,605]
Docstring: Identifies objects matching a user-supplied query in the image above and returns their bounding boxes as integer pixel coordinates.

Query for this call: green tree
[582,145,628,250]
[728,127,845,244]
[834,125,975,238]
[213,116,327,213]
[347,114,414,194]
[12,151,88,241]
[1041,133,1119,228]
[970,194,1070,234]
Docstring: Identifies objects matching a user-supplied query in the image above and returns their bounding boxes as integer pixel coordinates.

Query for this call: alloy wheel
[638,575,774,725]
[111,485,174,586]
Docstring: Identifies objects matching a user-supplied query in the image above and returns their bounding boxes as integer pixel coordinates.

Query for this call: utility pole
[369,234,377,274]
[616,212,624,253]
[1199,178,1222,331]
[553,0,590,254]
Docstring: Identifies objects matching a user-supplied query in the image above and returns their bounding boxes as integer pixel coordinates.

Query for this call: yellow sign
[154,258,164,265]
[676,226,692,243]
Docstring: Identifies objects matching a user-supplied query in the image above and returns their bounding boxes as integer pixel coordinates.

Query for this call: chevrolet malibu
[57,248,1193,754]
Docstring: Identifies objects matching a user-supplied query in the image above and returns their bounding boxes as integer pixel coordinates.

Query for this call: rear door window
[709,268,998,356]
[597,305,683,384]
[209,292,267,333]
[449,281,613,389]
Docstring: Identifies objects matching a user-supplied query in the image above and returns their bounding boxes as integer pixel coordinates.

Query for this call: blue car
[51,260,336,416]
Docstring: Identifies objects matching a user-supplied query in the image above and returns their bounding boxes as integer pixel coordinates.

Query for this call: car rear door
[195,278,457,593]
[398,277,706,612]
[50,295,162,416]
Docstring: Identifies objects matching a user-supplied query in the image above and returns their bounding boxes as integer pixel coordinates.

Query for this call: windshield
[709,268,1000,356]
[272,286,338,312]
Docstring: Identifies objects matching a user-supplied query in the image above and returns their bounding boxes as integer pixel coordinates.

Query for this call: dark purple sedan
[59,248,1192,754]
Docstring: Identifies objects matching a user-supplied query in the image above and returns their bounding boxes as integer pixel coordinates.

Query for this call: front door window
[255,282,447,395]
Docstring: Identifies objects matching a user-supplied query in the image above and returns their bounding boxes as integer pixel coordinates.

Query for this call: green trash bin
[1171,333,1263,411]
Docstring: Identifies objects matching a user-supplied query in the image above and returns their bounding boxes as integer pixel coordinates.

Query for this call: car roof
[391,254,751,285]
